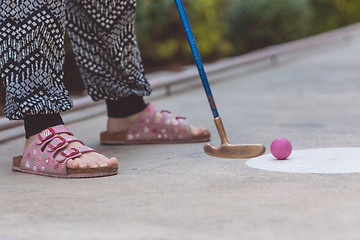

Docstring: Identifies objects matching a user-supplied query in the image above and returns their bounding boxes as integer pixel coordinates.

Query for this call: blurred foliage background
[135,0,360,66]
[2,0,360,115]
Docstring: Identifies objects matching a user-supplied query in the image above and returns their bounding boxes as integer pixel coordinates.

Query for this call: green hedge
[136,0,360,62]
[226,0,313,54]
[309,0,360,34]
[135,0,232,67]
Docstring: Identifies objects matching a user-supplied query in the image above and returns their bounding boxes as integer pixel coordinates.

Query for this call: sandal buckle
[38,127,55,142]
[61,148,80,158]
[48,136,66,151]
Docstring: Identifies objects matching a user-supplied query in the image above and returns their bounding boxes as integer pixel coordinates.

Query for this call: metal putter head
[204,142,266,159]
[204,117,266,159]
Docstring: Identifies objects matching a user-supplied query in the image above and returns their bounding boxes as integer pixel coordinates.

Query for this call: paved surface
[2,30,360,240]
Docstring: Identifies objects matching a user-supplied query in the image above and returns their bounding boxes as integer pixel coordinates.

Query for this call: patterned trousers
[0,0,152,120]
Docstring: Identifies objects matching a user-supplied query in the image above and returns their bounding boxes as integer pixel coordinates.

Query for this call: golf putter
[175,0,265,158]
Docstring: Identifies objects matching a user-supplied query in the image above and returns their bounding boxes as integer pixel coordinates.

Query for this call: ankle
[24,113,64,138]
[107,112,142,133]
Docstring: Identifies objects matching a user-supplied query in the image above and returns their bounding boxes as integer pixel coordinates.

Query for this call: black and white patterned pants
[0,0,152,120]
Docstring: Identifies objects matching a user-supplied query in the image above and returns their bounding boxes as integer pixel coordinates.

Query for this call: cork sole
[100,130,211,145]
[12,156,118,178]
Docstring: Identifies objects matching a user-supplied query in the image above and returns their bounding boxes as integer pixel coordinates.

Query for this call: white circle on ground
[246,148,360,174]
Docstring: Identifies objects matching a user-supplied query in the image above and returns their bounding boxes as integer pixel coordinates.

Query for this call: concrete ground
[2,29,360,240]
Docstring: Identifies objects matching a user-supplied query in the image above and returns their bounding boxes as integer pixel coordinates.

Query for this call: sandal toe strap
[160,110,172,118]
[56,146,99,163]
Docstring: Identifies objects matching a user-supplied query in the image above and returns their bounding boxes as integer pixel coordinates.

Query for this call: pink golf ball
[270,138,292,160]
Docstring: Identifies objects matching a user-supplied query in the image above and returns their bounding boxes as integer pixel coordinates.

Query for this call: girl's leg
[1,0,72,120]
[65,0,152,101]
[65,0,209,140]
[0,0,117,172]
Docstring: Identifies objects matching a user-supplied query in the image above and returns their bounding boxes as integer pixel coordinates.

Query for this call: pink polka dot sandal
[100,104,211,144]
[12,125,118,178]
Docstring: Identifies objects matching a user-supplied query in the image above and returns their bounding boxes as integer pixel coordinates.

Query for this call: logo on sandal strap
[38,127,55,142]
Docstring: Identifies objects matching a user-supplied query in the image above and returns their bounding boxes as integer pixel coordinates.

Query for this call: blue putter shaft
[174,0,219,118]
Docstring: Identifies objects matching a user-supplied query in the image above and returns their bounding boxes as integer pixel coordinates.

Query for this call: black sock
[106,95,147,118]
[24,113,64,139]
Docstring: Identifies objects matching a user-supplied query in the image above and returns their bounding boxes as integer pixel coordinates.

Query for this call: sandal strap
[56,146,99,163]
[45,135,84,153]
[126,104,192,141]
[20,125,100,175]
[34,124,73,145]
